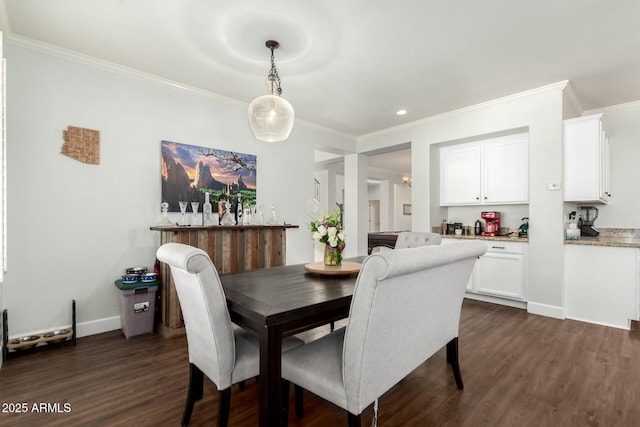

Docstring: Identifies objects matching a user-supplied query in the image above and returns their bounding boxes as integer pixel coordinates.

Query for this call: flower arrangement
[309,208,346,266]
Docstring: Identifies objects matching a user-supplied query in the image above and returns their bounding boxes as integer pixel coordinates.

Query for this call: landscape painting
[161,140,257,212]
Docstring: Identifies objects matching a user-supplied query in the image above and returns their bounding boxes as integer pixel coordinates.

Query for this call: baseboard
[527,302,565,320]
[76,316,121,338]
[565,315,631,331]
[464,293,527,309]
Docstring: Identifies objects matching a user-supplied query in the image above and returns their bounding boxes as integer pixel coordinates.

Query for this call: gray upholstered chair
[394,231,442,248]
[281,241,486,426]
[156,243,304,427]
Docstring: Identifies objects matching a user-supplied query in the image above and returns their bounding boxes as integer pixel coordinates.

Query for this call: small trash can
[114,279,159,339]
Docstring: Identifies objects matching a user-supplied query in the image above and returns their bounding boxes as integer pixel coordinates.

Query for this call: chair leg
[347,412,361,427]
[182,363,204,426]
[217,388,231,427]
[294,385,304,419]
[281,380,290,427]
[446,337,464,389]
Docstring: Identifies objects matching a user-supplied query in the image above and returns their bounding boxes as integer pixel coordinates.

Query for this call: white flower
[317,225,327,236]
[327,226,337,237]
[312,231,322,241]
[337,231,345,241]
[328,235,338,247]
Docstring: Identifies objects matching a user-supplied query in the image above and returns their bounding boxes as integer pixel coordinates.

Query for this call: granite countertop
[436,227,640,247]
[443,234,529,243]
[437,227,529,243]
[565,228,640,248]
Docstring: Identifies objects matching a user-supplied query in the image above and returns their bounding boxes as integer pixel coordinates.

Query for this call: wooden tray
[304,261,361,276]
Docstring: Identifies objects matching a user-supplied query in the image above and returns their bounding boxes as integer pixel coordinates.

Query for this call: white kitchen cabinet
[474,241,526,300]
[442,239,527,302]
[564,113,611,203]
[440,133,528,206]
[565,245,638,329]
[439,144,481,205]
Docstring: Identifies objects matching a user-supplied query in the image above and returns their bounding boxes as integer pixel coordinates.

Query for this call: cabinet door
[601,133,611,200]
[440,145,481,205]
[483,135,528,204]
[564,114,610,203]
[475,250,525,299]
[565,245,637,329]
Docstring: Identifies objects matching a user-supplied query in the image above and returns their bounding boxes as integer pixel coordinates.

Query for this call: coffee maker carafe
[481,211,500,236]
[579,206,599,237]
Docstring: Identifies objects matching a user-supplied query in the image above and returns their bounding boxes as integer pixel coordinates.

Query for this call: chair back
[342,241,486,414]
[156,243,236,389]
[394,231,442,249]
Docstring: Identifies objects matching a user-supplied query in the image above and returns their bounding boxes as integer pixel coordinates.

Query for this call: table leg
[259,324,284,427]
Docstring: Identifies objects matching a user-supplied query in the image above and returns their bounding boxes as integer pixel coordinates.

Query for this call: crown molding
[6,33,354,140]
[358,81,570,140]
[584,99,640,115]
[562,81,583,116]
[5,34,356,141]
[6,34,247,106]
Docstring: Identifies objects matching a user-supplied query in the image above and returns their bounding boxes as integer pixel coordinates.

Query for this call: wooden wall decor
[61,126,100,164]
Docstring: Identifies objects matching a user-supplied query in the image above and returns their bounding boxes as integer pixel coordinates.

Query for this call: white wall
[357,82,567,317]
[3,42,355,337]
[393,183,411,230]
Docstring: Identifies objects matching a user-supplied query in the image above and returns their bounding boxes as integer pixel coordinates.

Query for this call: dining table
[219,256,365,427]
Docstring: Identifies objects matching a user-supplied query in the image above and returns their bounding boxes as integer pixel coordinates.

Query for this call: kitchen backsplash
[437,204,529,229]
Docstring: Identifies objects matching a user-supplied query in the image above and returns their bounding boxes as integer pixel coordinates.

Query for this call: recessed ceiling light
[396,109,407,116]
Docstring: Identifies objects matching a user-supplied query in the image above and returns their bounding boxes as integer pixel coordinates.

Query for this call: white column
[379,180,391,231]
[344,154,368,257]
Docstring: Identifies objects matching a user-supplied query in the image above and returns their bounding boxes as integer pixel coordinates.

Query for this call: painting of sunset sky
[161,140,257,211]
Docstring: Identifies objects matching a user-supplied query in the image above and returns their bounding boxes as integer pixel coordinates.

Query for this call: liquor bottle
[203,192,213,226]
[235,193,243,225]
[242,202,251,225]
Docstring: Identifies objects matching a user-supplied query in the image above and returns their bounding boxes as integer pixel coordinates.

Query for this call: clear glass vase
[324,245,343,267]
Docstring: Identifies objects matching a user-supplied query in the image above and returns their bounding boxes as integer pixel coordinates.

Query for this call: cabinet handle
[484,196,487,200]
[476,197,480,200]
[491,246,506,250]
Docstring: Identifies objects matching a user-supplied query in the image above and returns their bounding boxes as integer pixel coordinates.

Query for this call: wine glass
[178,201,188,226]
[258,204,265,225]
[191,202,200,226]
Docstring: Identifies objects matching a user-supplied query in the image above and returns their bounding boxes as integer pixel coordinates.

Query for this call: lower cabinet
[443,239,527,303]
[475,242,526,300]
[565,245,638,329]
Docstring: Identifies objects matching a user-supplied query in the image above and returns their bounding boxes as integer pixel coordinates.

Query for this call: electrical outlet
[547,183,561,190]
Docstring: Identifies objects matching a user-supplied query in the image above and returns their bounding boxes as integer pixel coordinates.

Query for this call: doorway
[369,200,380,232]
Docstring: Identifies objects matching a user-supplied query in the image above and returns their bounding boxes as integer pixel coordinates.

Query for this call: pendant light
[248,40,295,143]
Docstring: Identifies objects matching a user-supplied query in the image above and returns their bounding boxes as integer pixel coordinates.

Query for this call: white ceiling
[1,1,638,179]
[1,0,638,139]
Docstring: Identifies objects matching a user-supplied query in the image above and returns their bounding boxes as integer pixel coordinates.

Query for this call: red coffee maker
[481,211,500,236]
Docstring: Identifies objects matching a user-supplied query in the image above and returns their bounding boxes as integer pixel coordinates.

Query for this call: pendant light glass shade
[248,40,295,143]
[248,93,294,143]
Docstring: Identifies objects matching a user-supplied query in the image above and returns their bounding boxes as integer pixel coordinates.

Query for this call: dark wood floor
[1,299,639,426]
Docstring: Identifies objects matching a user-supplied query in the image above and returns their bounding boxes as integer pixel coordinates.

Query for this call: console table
[150,224,298,337]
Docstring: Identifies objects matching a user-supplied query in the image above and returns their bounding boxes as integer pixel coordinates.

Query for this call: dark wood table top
[219,256,365,426]
[220,257,365,333]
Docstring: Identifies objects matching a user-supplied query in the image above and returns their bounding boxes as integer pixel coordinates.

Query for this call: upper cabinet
[564,113,610,204]
[440,133,529,206]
